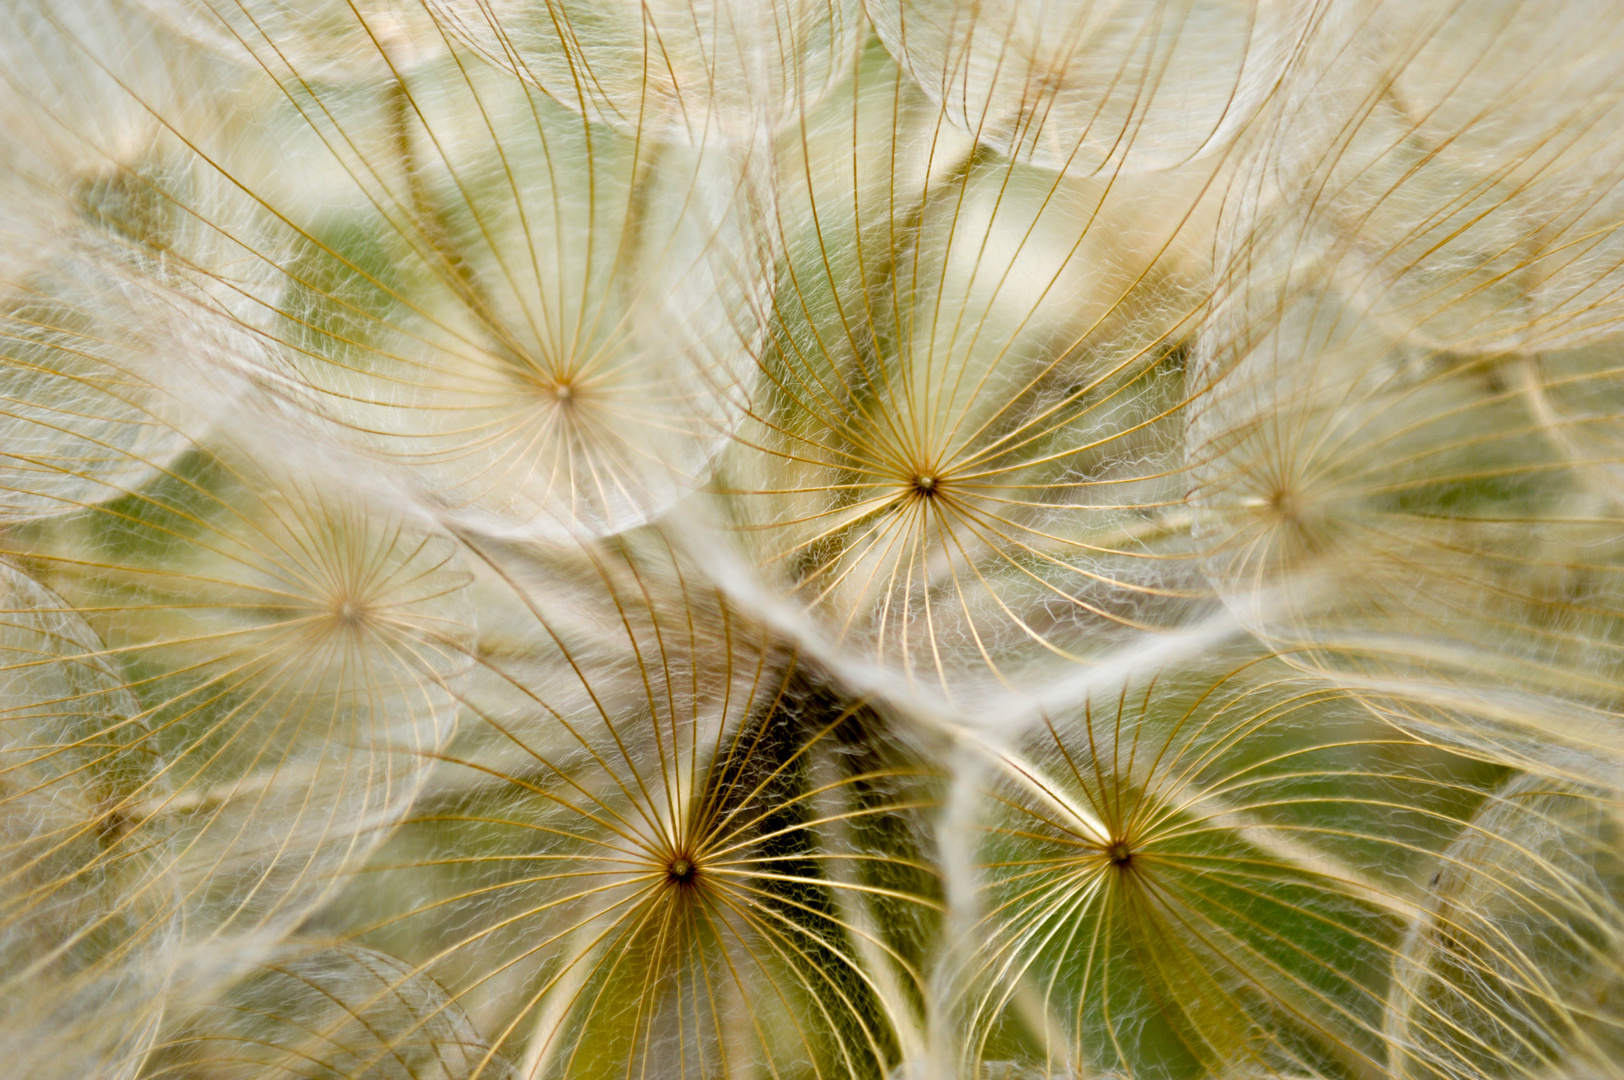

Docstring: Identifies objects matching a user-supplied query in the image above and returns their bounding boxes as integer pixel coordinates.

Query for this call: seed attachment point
[332,597,370,628]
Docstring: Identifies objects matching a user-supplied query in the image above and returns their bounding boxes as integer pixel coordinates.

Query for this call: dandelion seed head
[6,2,1624,1077]
[1104,839,1133,867]
[341,535,937,1079]
[718,54,1213,698]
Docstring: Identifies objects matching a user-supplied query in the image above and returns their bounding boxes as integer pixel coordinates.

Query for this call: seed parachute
[2,2,1622,1079]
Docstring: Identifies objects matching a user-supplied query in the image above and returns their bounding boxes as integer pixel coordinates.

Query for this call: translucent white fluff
[430,0,863,140]
[868,0,1304,175]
